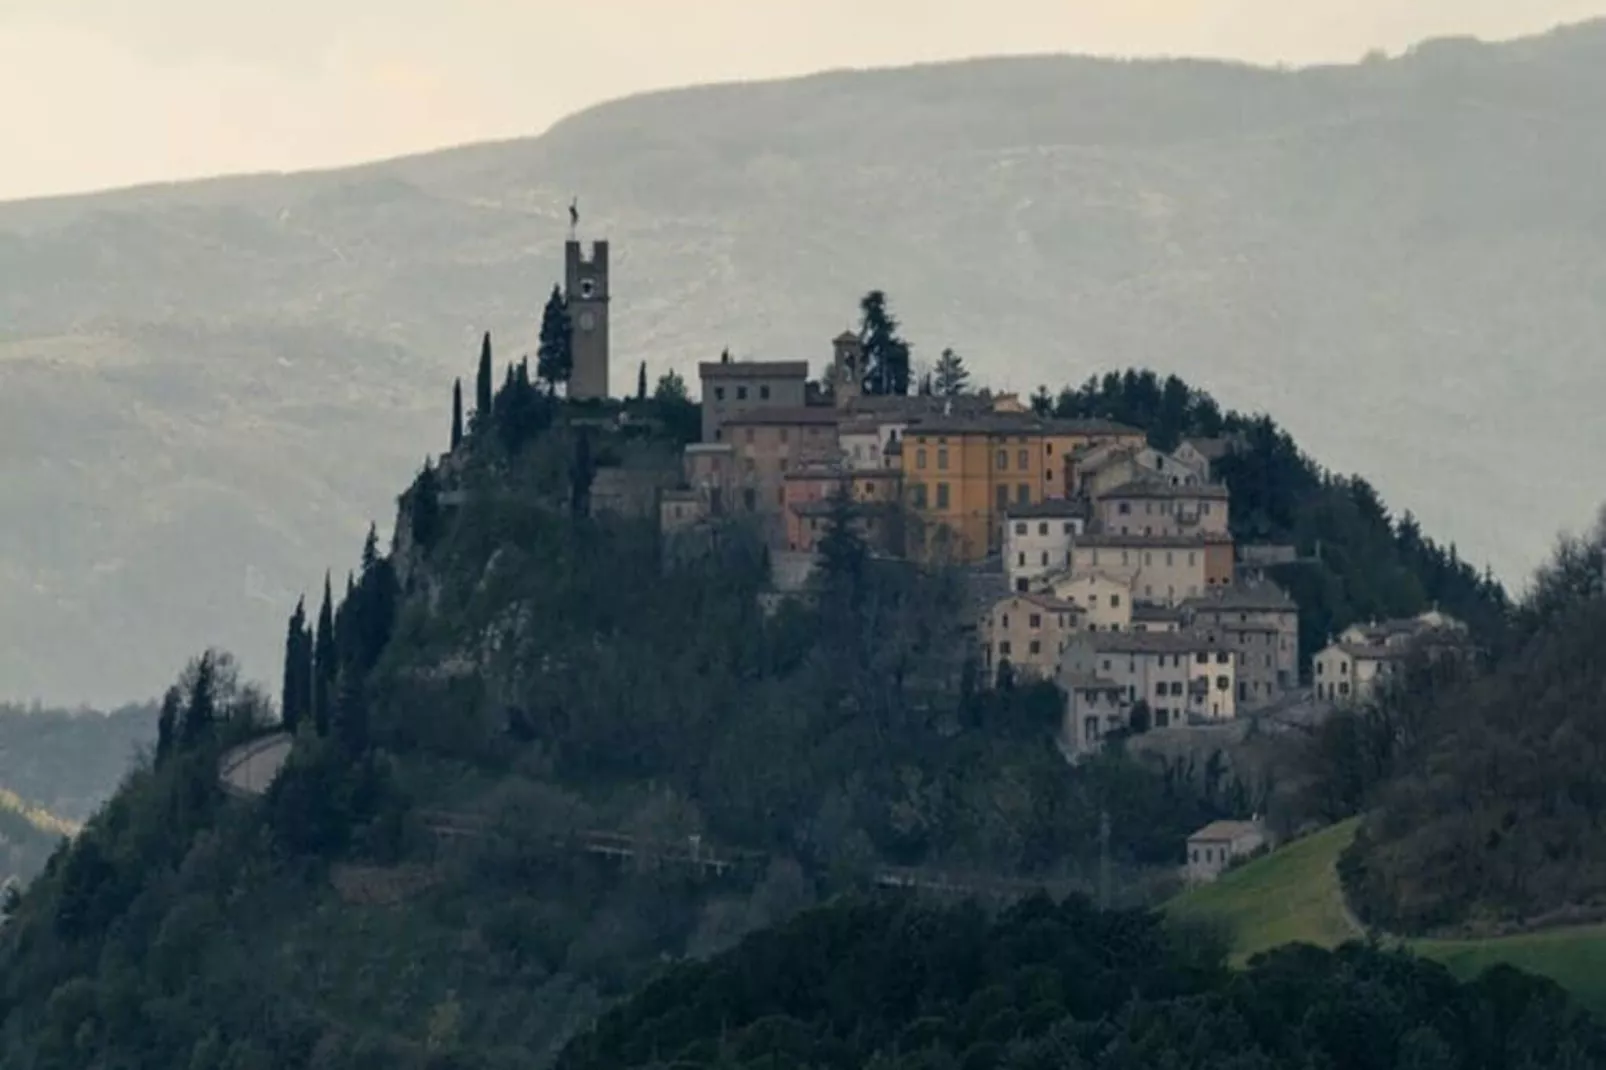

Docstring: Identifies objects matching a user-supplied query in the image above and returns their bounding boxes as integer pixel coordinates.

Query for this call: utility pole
[1098,809,1112,912]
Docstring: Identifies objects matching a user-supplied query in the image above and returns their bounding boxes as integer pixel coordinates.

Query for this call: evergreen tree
[361,523,380,577]
[410,461,441,551]
[636,361,648,401]
[450,378,464,450]
[537,285,573,392]
[933,347,970,396]
[313,574,336,737]
[475,332,494,426]
[180,651,217,746]
[858,290,911,396]
[816,482,869,590]
[334,668,369,756]
[155,684,181,761]
[280,597,308,733]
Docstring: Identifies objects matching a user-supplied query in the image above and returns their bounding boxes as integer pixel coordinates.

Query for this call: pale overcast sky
[3,1,1605,201]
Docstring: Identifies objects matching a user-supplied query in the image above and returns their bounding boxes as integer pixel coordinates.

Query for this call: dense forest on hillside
[1336,509,1606,935]
[557,894,1605,1070]
[0,352,1242,1068]
[0,344,1539,1067]
[1035,370,1509,658]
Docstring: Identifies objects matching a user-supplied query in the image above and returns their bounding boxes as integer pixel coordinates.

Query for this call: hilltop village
[433,231,1476,878]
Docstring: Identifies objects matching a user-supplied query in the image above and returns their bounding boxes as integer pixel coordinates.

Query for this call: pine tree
[450,378,464,450]
[933,347,970,397]
[475,332,494,426]
[537,285,573,392]
[636,361,648,401]
[313,574,336,736]
[816,482,869,590]
[858,291,911,396]
[361,523,380,576]
[281,597,308,733]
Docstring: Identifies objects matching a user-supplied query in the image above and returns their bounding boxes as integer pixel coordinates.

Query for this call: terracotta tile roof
[1185,581,1298,612]
[1101,479,1230,500]
[1189,819,1264,842]
[1061,672,1126,692]
[1006,499,1089,520]
[699,360,809,379]
[1077,532,1233,548]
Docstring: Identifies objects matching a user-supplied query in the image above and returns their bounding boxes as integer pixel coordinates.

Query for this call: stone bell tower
[832,330,864,410]
[565,239,610,400]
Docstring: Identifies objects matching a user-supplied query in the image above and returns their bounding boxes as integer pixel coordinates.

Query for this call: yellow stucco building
[898,415,1145,562]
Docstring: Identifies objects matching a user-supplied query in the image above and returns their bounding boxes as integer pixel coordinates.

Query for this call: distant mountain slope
[4,22,1606,701]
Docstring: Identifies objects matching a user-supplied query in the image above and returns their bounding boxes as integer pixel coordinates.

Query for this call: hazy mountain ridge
[3,23,1606,703]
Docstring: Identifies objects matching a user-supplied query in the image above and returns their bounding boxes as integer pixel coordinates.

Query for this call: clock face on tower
[578,278,597,299]
[578,310,596,332]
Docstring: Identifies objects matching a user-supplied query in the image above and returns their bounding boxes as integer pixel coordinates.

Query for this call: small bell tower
[832,331,863,410]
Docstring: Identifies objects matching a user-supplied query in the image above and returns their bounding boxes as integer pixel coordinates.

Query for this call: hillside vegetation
[0,344,1519,1067]
[6,23,1606,700]
[555,894,1606,1069]
[1336,509,1606,935]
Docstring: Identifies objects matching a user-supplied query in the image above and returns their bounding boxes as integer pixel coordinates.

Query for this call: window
[1029,613,1041,629]
[916,448,928,470]
[864,483,874,496]
[1040,551,1048,566]
[1038,522,1049,536]
[1014,522,1027,535]
[1063,522,1075,534]
[1170,681,1183,696]
[1047,470,1054,484]
[996,485,1009,511]
[1118,502,1131,515]
[1015,578,1029,592]
[1339,681,1350,695]
[937,447,949,470]
[1111,594,1122,608]
[999,641,1012,656]
[936,483,950,509]
[759,385,771,400]
[1216,675,1230,691]
[736,385,748,401]
[997,449,1008,470]
[1017,552,1026,566]
[1029,640,1042,655]
[1018,448,1029,469]
[910,483,927,509]
[1001,614,1010,628]
[1084,717,1099,743]
[1155,682,1167,696]
[1190,848,1199,864]
[1195,653,1208,664]
[1217,652,1231,664]
[714,386,726,401]
[1017,484,1030,505]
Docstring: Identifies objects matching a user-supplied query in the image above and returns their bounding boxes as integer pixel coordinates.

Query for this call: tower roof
[833,331,861,344]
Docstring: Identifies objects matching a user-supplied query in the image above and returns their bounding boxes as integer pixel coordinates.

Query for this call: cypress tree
[537,286,573,393]
[361,523,381,577]
[156,685,181,762]
[334,668,369,756]
[281,597,308,733]
[313,574,336,736]
[450,378,464,450]
[475,332,494,426]
[636,361,648,401]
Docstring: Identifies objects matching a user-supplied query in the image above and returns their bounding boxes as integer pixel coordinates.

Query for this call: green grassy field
[1167,819,1606,1016]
